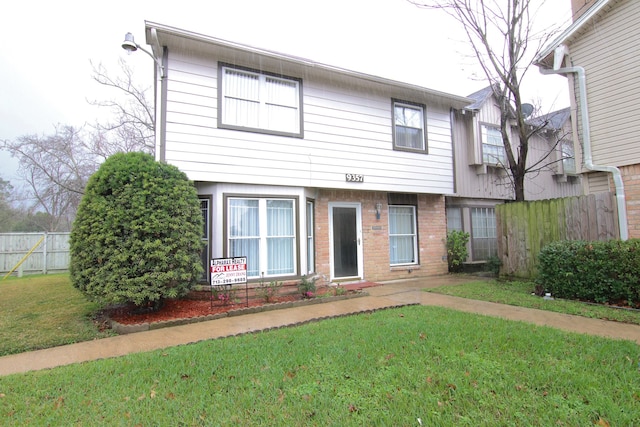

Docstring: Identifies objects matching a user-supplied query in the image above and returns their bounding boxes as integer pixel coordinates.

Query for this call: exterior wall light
[375,203,382,220]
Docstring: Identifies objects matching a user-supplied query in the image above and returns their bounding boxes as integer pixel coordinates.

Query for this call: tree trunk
[514,172,526,202]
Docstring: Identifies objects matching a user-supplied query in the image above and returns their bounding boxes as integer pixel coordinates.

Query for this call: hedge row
[537,239,640,306]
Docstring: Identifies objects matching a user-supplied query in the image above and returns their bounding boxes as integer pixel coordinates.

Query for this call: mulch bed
[106,294,302,325]
[105,281,382,326]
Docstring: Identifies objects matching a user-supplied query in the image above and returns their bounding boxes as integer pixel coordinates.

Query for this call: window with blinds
[220,65,302,137]
[388,205,418,265]
[227,197,297,278]
[471,207,497,261]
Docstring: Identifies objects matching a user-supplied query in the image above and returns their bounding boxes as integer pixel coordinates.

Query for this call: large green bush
[70,152,203,308]
[537,239,640,306]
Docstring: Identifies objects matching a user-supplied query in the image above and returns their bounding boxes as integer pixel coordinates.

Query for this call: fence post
[43,233,48,275]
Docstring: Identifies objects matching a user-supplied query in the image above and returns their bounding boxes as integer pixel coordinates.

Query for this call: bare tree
[0,177,17,232]
[1,125,97,231]
[1,60,156,231]
[410,0,558,201]
[88,58,155,158]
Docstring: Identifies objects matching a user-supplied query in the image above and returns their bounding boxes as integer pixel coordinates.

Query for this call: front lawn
[1,305,638,425]
[427,279,640,325]
[0,274,113,356]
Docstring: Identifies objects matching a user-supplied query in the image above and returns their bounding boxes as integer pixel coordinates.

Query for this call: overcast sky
[0,0,573,180]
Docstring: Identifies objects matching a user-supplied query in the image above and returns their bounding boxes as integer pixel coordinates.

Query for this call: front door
[330,203,362,280]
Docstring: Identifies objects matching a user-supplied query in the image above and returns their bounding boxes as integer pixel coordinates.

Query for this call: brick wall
[621,164,640,239]
[315,189,448,282]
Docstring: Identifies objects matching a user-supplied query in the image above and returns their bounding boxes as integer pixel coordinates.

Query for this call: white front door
[329,203,363,280]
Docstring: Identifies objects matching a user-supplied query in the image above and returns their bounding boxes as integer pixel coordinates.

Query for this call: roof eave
[535,0,613,68]
[145,21,473,109]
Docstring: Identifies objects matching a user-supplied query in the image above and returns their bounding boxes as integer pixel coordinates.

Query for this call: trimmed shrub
[70,152,203,308]
[537,239,640,306]
[446,230,470,273]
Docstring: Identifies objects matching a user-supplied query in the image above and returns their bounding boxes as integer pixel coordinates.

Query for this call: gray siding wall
[451,101,582,201]
[569,0,640,167]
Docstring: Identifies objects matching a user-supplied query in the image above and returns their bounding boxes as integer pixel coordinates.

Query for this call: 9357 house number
[345,174,364,182]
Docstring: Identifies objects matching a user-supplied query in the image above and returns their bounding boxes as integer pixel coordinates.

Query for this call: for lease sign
[210,257,247,285]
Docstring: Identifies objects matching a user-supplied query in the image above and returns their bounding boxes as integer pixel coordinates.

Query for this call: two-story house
[447,86,583,263]
[535,0,637,239]
[140,22,471,285]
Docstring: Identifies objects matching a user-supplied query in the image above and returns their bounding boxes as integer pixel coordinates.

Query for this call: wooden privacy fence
[0,232,70,277]
[496,192,619,278]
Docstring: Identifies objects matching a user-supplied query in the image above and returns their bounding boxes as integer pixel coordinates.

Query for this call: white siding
[162,50,454,194]
[569,0,640,167]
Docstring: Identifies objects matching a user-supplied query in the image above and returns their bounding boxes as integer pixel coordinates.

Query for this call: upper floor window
[219,64,302,137]
[393,100,427,152]
[481,124,506,165]
[561,139,576,174]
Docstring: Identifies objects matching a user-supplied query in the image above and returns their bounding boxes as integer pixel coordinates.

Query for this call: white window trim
[388,205,418,266]
[392,99,427,153]
[470,207,497,261]
[199,198,210,283]
[218,64,303,138]
[480,124,506,166]
[226,196,297,279]
[560,139,576,175]
[306,200,315,275]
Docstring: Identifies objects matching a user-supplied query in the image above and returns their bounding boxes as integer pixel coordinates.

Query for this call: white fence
[0,232,70,277]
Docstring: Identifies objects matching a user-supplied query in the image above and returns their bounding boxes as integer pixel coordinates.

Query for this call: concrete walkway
[2,275,640,376]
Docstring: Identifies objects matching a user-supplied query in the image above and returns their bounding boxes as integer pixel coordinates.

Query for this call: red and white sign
[210,257,247,286]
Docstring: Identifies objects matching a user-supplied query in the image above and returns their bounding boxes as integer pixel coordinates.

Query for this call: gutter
[539,47,628,240]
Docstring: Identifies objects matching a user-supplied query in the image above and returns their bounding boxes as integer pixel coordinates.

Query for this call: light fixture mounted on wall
[375,203,382,220]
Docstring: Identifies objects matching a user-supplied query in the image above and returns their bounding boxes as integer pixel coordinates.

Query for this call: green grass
[427,279,640,326]
[1,305,638,425]
[0,274,113,356]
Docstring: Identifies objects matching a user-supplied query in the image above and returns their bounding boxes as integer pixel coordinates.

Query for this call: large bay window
[393,100,427,152]
[228,197,296,278]
[219,65,302,137]
[388,205,418,265]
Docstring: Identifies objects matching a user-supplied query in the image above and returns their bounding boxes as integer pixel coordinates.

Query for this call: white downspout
[539,48,629,240]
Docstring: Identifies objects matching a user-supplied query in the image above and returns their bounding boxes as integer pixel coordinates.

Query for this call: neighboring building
[535,0,639,239]
[143,22,471,285]
[447,87,582,263]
